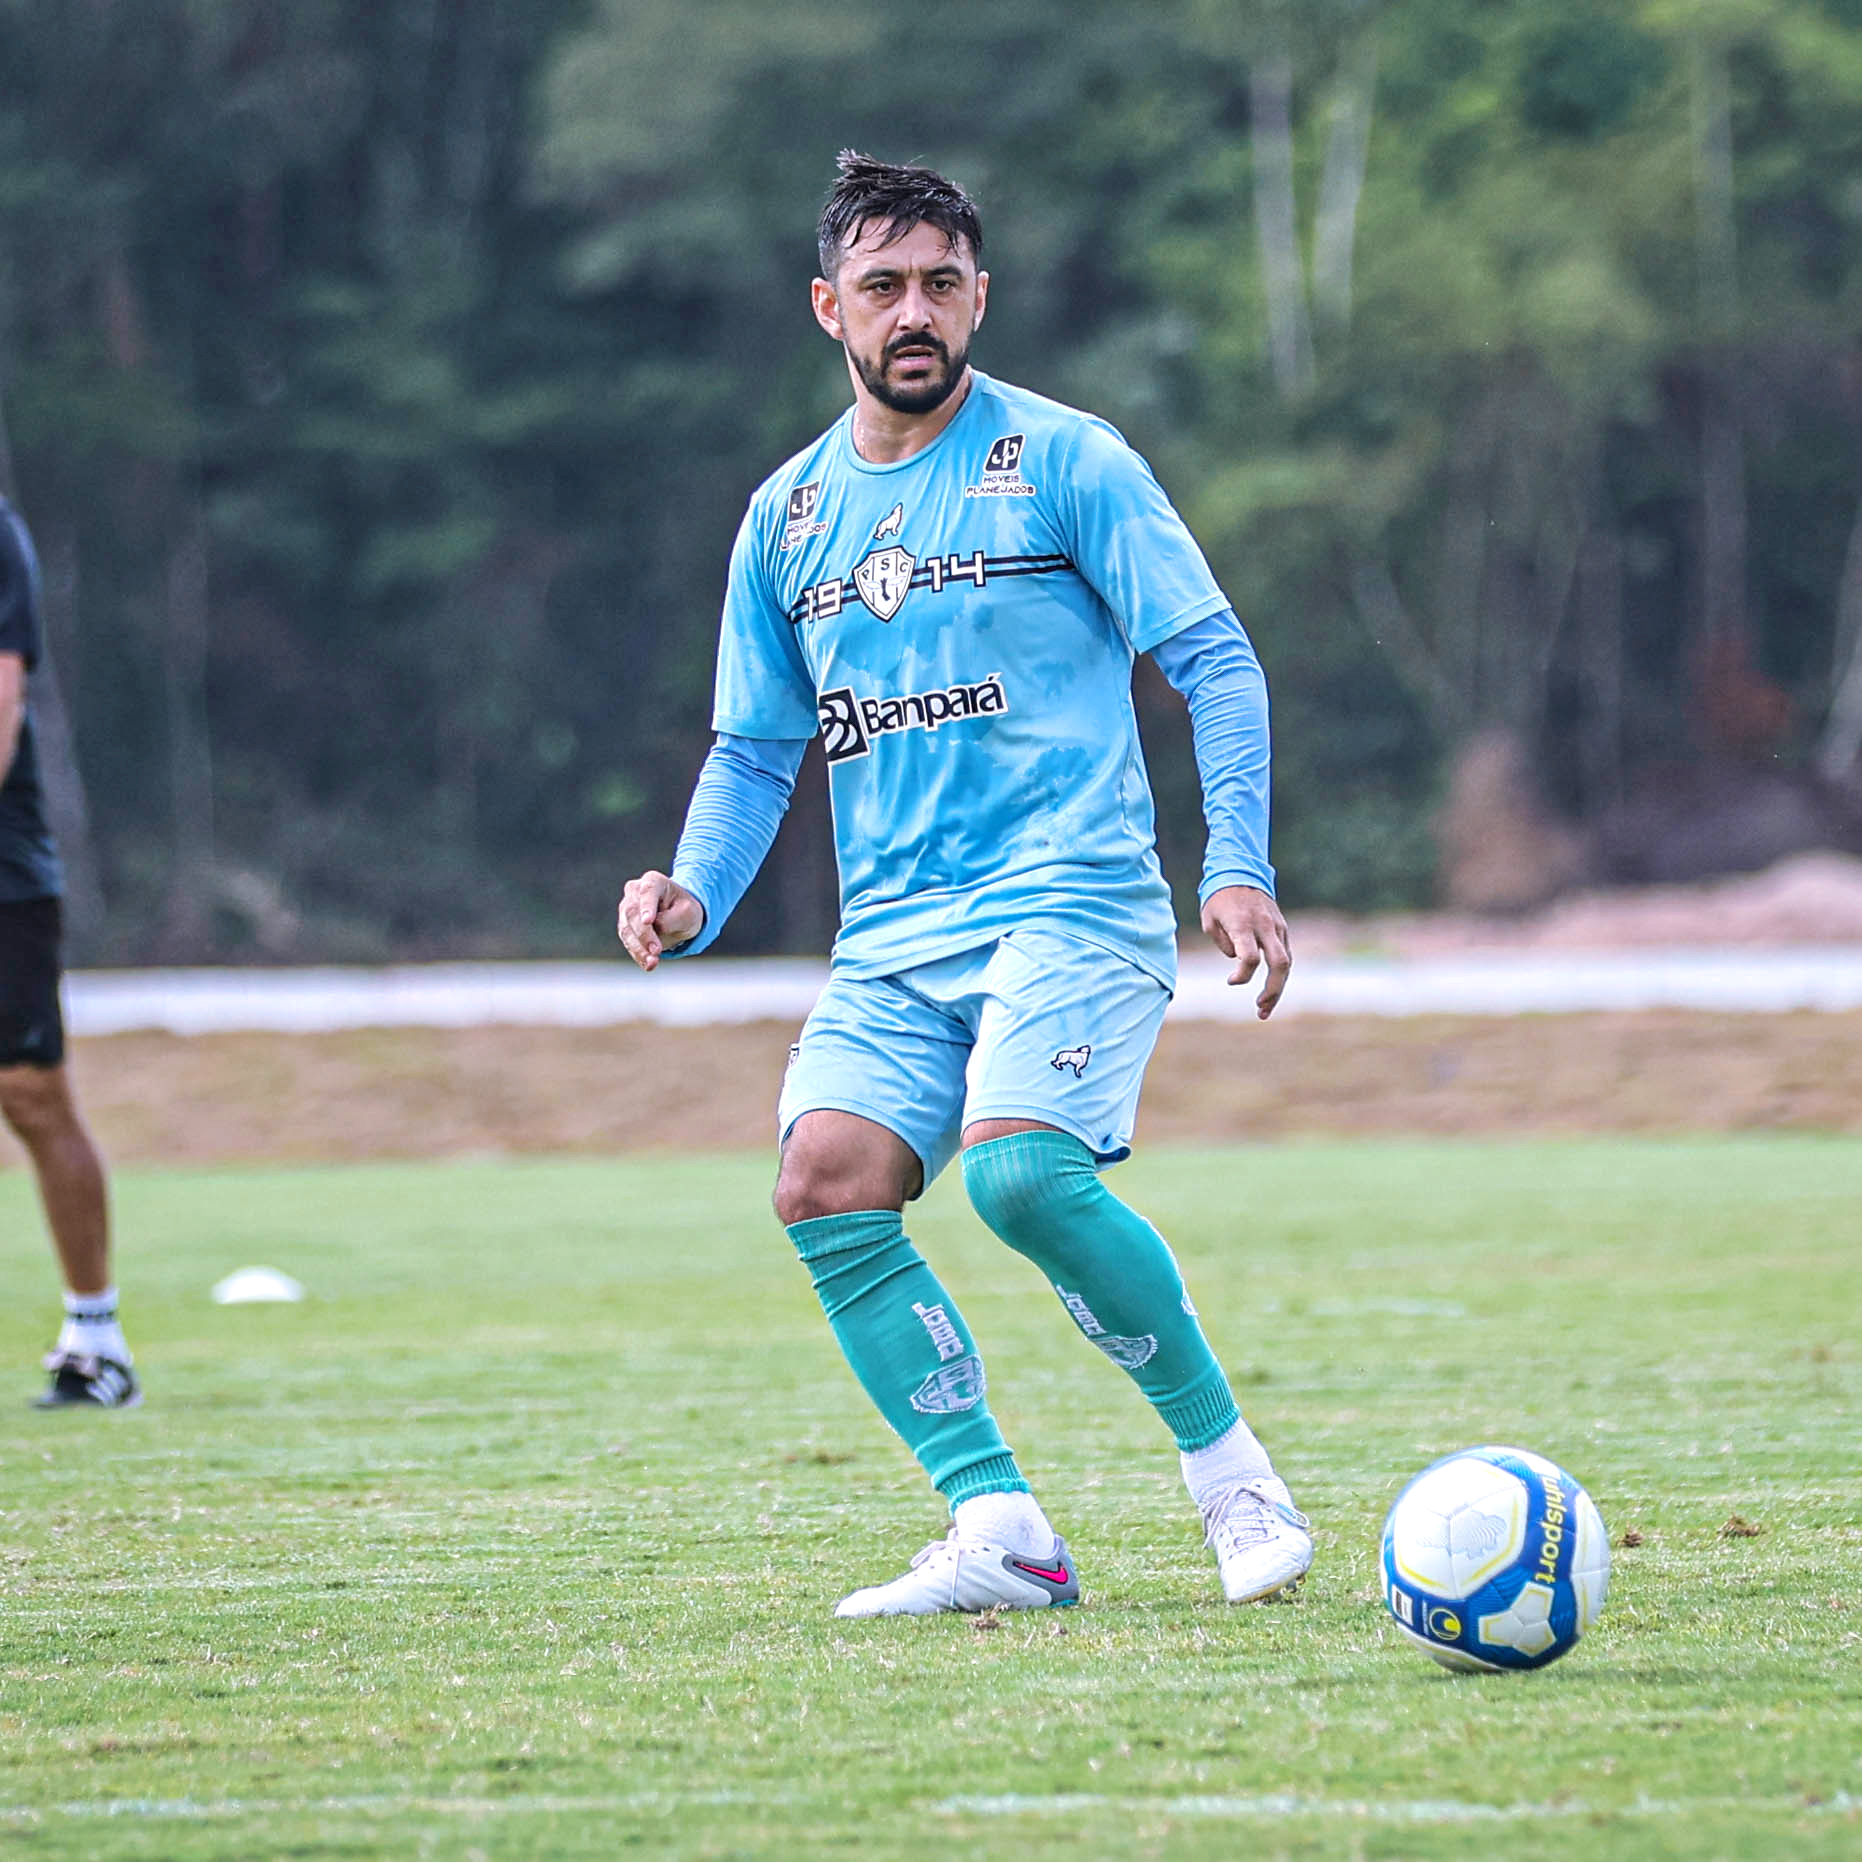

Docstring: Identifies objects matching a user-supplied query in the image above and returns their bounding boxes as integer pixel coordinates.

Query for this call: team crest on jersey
[965,431,1036,497]
[852,545,916,620]
[780,480,829,550]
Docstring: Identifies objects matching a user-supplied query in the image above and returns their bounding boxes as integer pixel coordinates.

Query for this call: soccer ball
[1381,1445,1610,1673]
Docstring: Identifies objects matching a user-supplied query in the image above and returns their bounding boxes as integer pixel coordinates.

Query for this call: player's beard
[852,330,972,415]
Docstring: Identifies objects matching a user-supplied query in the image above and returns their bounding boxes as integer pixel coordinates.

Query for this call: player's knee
[767,1154,890,1228]
[962,1130,1099,1260]
[773,1165,885,1225]
[773,1159,846,1227]
[773,1122,916,1226]
[0,1064,73,1145]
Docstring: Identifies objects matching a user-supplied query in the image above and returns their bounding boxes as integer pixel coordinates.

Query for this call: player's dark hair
[817,150,984,280]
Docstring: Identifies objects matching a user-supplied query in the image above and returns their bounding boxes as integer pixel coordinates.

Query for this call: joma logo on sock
[913,1301,965,1362]
[1057,1286,1105,1337]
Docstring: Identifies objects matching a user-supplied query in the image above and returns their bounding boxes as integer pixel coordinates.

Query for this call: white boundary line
[0,1789,1850,1825]
[935,1790,1858,1824]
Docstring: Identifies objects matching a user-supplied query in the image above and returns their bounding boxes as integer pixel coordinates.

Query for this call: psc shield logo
[817,686,869,763]
[852,545,916,621]
[984,432,1025,476]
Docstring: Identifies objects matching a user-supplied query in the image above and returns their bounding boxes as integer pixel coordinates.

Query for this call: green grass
[1,1137,1857,1860]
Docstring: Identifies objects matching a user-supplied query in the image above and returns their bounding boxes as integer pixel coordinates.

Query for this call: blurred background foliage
[4,0,1862,960]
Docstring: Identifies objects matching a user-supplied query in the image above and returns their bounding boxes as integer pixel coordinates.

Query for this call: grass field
[1,1138,1857,1860]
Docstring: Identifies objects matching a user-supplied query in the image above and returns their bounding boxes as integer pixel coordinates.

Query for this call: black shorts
[0,895,66,1068]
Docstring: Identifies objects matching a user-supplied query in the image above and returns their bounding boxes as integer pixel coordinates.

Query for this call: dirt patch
[0,1009,1851,1171]
[1296,850,1862,954]
[5,855,1857,1170]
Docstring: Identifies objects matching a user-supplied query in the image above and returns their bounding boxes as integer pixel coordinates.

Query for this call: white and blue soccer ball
[1381,1445,1610,1673]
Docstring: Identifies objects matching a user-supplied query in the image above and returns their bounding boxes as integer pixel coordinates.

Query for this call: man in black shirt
[0,496,138,1407]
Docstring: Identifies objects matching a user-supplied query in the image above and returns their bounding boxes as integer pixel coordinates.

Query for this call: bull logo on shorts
[1051,1044,1092,1078]
[853,545,916,621]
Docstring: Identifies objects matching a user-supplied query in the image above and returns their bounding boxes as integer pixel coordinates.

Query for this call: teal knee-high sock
[786,1210,1028,1506]
[962,1131,1241,1452]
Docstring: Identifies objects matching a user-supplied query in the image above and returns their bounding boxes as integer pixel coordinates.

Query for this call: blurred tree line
[3,0,1861,961]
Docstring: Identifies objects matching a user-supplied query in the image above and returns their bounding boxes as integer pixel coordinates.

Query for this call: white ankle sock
[59,1288,132,1366]
[1181,1417,1273,1504]
[953,1490,1055,1558]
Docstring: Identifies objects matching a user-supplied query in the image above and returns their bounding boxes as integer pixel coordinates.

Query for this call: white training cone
[211,1266,306,1305]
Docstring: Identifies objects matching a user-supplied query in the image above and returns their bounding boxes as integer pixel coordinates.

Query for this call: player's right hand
[617,870,705,972]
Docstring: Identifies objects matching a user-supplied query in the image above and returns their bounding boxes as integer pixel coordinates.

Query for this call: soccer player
[617,152,1305,1615]
[0,495,139,1409]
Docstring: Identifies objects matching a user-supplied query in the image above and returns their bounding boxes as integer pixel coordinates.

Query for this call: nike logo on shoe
[1007,1557,1072,1586]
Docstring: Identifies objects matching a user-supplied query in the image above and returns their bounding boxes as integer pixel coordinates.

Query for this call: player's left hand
[1201,885,1291,1020]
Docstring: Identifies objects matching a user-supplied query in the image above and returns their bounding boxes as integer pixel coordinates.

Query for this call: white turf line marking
[935,1793,1860,1825]
[0,1793,780,1823]
[0,1792,1852,1826]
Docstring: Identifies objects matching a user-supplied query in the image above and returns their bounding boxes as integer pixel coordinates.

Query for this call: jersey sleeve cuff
[662,874,718,959]
[1129,592,1235,658]
[712,710,818,741]
[1199,866,1277,909]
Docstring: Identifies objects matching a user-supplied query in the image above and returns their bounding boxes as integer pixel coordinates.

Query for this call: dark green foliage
[2,0,1860,956]
[1518,16,1667,140]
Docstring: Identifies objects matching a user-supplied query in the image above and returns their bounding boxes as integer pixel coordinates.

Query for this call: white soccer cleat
[833,1530,1080,1618]
[1200,1476,1313,1603]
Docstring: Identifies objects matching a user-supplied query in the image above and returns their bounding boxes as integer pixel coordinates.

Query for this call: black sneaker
[33,1351,141,1409]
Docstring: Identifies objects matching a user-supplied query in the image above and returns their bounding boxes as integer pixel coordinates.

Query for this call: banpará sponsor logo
[817,674,1008,762]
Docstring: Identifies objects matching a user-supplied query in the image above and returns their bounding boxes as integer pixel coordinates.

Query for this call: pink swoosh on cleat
[1008,1558,1071,1585]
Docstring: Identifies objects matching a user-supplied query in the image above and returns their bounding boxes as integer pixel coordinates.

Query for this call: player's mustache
[884,334,950,365]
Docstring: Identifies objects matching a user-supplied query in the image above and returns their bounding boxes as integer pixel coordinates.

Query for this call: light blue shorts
[778,927,1173,1189]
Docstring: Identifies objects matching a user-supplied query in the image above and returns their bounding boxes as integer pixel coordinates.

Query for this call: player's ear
[972,269,988,333]
[811,276,844,341]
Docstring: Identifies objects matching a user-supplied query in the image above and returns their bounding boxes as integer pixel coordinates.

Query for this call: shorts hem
[960,1102,1132,1167]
